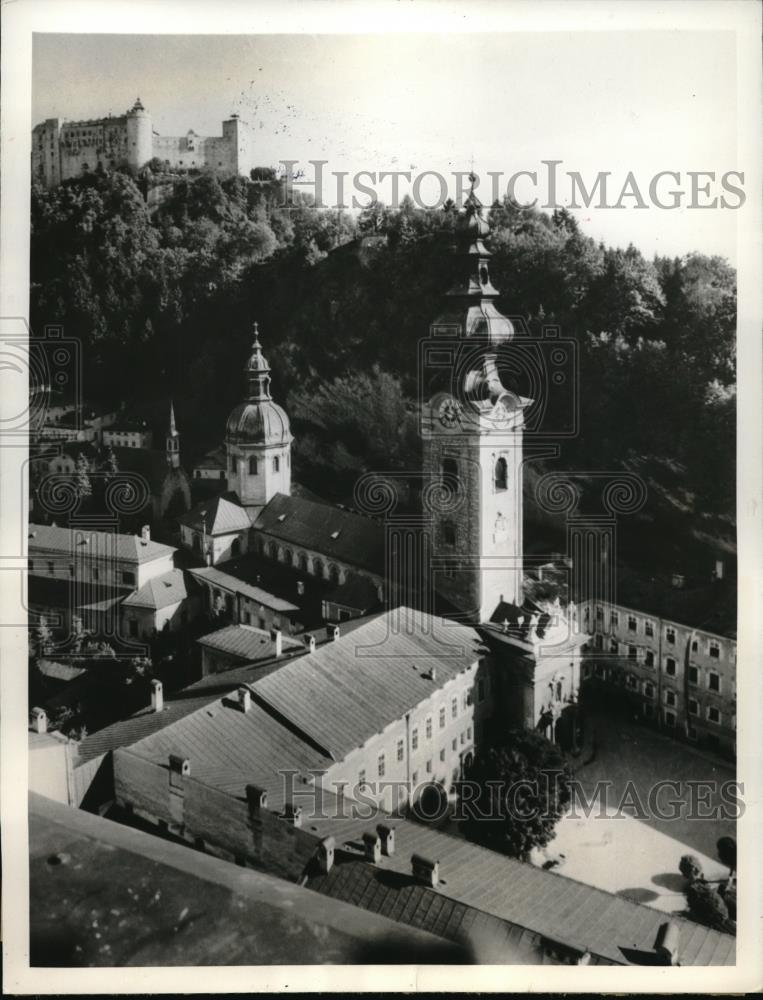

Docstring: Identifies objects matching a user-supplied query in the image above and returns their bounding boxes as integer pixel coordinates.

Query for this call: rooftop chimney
[151,679,164,713]
[304,634,316,654]
[654,921,680,965]
[141,525,150,543]
[411,853,439,887]
[317,836,335,874]
[362,831,382,864]
[246,784,268,810]
[297,580,305,597]
[327,624,340,642]
[376,824,395,856]
[237,686,252,713]
[31,707,47,734]
[270,628,283,657]
[284,802,303,827]
[169,754,190,778]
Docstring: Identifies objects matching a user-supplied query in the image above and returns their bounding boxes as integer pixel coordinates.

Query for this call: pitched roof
[28,523,176,565]
[193,445,227,470]
[254,493,386,575]
[123,695,331,811]
[37,659,87,683]
[197,623,303,661]
[121,569,190,611]
[76,693,218,764]
[178,493,254,535]
[324,573,381,612]
[252,608,485,759]
[307,858,605,965]
[188,564,299,613]
[305,815,735,967]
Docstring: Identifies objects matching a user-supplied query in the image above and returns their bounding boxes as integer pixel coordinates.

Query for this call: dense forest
[30,166,736,571]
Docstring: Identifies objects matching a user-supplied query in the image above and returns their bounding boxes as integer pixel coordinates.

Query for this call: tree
[101,445,119,479]
[679,854,704,882]
[461,729,573,860]
[717,836,737,874]
[685,880,734,935]
[33,615,53,658]
[74,452,92,500]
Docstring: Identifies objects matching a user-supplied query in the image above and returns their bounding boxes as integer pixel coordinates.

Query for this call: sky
[32,32,740,261]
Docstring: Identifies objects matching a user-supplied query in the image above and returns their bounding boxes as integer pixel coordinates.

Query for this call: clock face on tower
[437,397,461,428]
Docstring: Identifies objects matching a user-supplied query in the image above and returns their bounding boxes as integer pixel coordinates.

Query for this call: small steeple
[166,399,180,467]
[245,322,273,402]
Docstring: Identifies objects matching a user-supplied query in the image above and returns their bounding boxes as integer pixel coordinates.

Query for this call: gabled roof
[122,569,190,611]
[252,607,484,760]
[254,493,386,575]
[178,493,254,535]
[187,565,299,613]
[197,623,303,662]
[193,445,227,470]
[76,693,219,764]
[304,811,736,967]
[28,523,176,565]
[122,694,331,811]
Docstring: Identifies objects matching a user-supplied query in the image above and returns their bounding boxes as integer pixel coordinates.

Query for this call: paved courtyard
[530,708,738,911]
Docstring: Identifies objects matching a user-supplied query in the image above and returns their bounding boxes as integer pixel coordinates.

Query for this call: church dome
[225,323,292,447]
[225,398,291,446]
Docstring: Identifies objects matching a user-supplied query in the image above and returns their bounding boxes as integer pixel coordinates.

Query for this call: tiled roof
[252,608,485,760]
[197,623,303,661]
[324,573,381,612]
[178,493,254,535]
[188,565,299,613]
[123,695,331,812]
[254,494,386,575]
[307,858,605,965]
[28,523,176,565]
[76,694,218,765]
[122,569,190,611]
[303,811,736,967]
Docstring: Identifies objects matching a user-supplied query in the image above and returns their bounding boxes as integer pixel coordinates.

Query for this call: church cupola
[225,323,293,509]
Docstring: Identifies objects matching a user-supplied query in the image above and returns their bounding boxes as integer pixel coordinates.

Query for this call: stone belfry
[225,323,293,509]
[422,176,531,623]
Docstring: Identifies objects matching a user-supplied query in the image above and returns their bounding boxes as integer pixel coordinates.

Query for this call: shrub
[679,854,704,882]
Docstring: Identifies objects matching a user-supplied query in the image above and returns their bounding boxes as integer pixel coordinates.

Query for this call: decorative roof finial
[252,320,261,349]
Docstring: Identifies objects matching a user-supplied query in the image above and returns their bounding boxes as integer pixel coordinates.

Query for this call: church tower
[225,323,292,509]
[166,400,180,468]
[423,177,531,623]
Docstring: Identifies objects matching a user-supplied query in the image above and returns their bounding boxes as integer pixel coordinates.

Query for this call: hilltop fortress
[32,98,261,188]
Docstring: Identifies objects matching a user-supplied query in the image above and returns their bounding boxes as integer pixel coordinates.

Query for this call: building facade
[580,599,736,756]
[32,99,260,189]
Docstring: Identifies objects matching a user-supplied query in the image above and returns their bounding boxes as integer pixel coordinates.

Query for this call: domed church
[177,324,387,614]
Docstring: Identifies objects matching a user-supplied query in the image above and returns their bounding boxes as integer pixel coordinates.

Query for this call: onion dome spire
[245,322,272,402]
[436,168,513,346]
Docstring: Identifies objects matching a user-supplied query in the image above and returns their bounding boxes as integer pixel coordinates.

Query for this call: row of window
[590,637,725,690]
[590,608,726,658]
[230,454,287,475]
[589,663,725,696]
[29,560,135,586]
[363,727,475,784]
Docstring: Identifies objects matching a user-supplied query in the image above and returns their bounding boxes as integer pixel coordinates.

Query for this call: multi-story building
[32,99,261,189]
[579,599,736,757]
